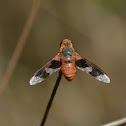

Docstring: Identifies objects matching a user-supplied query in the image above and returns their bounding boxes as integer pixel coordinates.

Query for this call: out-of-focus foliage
[94,0,126,13]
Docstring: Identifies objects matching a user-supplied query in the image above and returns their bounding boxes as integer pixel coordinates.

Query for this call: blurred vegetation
[94,0,126,14]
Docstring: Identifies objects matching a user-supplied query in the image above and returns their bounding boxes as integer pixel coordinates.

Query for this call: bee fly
[30,39,110,85]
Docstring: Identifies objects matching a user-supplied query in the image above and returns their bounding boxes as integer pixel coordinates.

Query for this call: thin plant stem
[40,71,62,126]
[0,0,40,100]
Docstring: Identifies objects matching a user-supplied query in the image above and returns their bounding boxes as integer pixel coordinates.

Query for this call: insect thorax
[62,47,73,57]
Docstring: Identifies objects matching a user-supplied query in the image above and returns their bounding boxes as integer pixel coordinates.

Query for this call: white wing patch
[77,66,92,73]
[29,67,61,85]
[96,74,110,83]
[30,76,44,85]
[77,66,110,83]
[45,68,60,74]
[29,54,62,85]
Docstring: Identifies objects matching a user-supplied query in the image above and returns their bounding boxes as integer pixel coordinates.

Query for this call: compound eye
[60,41,63,47]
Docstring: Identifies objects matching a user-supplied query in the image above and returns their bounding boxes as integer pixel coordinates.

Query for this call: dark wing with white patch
[75,53,110,83]
[29,54,62,85]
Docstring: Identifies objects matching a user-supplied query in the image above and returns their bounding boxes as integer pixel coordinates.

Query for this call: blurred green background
[0,0,126,126]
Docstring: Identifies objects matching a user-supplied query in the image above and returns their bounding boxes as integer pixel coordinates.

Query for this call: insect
[30,39,110,85]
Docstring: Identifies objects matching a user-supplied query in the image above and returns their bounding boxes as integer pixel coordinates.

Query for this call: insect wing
[29,54,62,85]
[75,53,110,83]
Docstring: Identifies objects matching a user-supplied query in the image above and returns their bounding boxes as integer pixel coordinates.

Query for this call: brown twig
[102,118,126,126]
[40,71,62,126]
[0,0,40,100]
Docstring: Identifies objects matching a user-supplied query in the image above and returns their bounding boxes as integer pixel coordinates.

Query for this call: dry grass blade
[102,118,126,126]
[0,0,40,100]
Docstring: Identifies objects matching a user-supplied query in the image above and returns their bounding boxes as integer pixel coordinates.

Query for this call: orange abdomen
[61,62,76,81]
